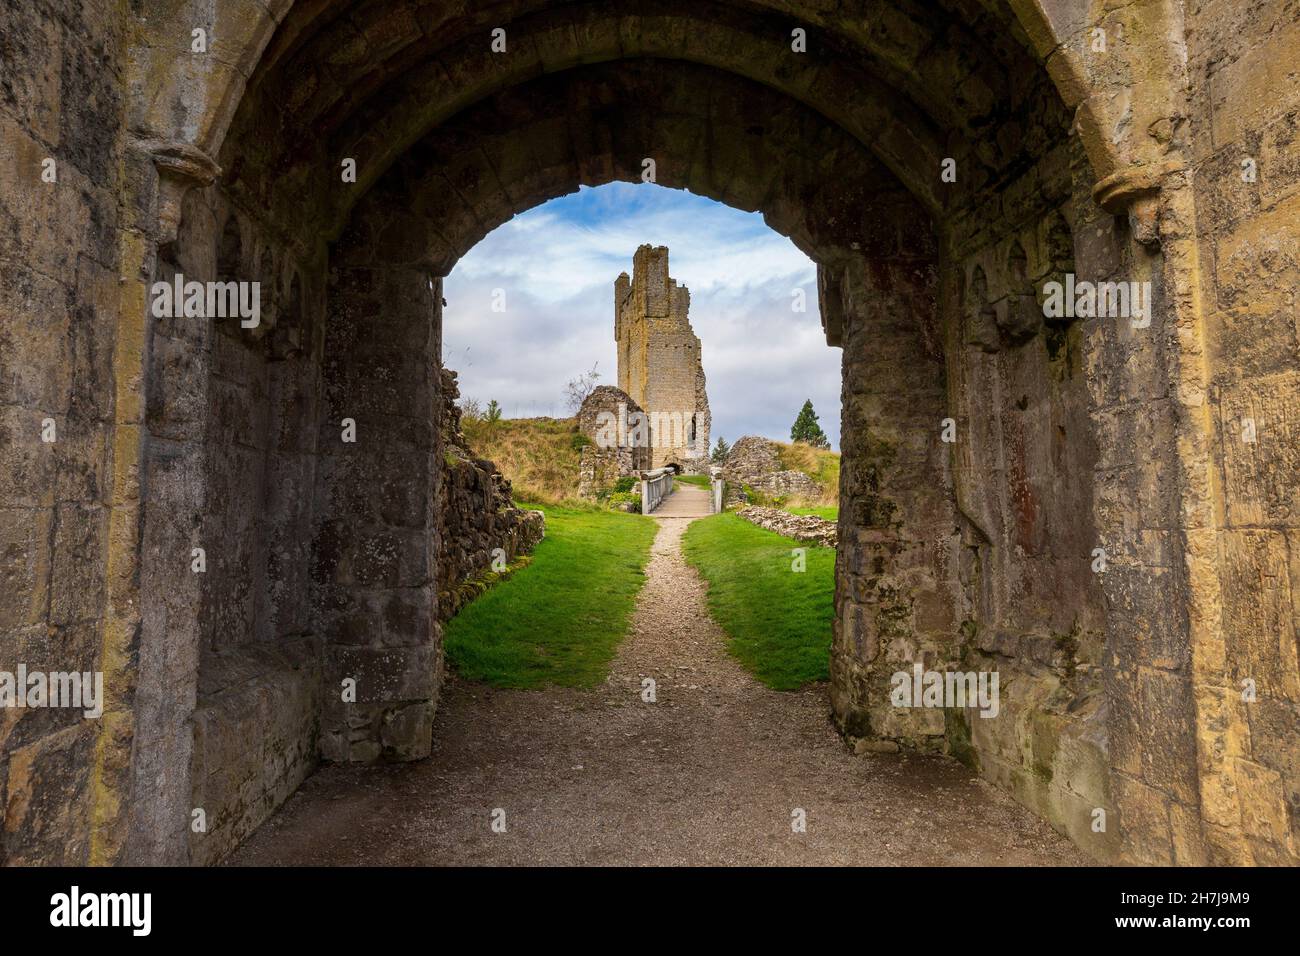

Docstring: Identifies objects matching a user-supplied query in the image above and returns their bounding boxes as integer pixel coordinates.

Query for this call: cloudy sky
[443,182,841,449]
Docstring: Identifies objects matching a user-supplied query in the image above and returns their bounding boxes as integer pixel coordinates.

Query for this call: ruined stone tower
[615,245,710,470]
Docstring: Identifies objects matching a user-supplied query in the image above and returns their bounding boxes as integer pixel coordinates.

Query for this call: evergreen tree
[790,399,829,448]
[711,435,730,463]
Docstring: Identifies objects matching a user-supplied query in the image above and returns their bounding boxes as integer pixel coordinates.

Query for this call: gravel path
[228,497,1089,866]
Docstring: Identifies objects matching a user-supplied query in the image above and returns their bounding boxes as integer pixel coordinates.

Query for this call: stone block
[1218,530,1300,701]
[1217,373,1300,527]
[1208,20,1300,148]
[2,723,95,865]
[380,700,434,760]
[328,645,438,706]
[49,503,106,626]
[1234,758,1294,863]
[1137,667,1200,806]
[0,507,51,629]
[1113,773,1174,865]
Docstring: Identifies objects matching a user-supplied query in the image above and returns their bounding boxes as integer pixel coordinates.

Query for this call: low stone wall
[438,370,545,621]
[438,459,545,621]
[188,638,322,865]
[736,506,837,548]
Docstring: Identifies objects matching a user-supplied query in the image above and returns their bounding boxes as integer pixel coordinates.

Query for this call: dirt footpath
[228,503,1089,866]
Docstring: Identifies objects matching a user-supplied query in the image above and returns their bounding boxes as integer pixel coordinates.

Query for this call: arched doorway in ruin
[67,0,1288,869]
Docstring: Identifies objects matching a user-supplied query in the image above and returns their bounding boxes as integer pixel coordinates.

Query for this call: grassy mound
[461,416,585,506]
[773,440,840,505]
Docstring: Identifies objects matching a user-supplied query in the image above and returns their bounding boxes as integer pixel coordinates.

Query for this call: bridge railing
[640,466,676,514]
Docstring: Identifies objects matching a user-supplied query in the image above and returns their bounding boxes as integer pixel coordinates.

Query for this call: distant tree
[790,399,829,448]
[459,396,484,421]
[711,435,730,463]
[485,399,502,425]
[564,363,601,414]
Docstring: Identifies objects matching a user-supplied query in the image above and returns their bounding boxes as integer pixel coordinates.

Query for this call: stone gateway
[0,0,1296,869]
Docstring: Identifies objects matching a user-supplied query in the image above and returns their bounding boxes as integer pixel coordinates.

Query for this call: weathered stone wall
[825,112,1132,862]
[312,222,441,767]
[576,385,651,498]
[944,141,1116,860]
[829,197,957,753]
[615,246,710,470]
[0,0,128,865]
[722,436,822,502]
[436,369,544,621]
[1173,0,1300,866]
[736,507,836,548]
[149,184,330,866]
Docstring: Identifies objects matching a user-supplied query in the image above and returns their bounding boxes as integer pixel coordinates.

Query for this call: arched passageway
[3,0,1297,868]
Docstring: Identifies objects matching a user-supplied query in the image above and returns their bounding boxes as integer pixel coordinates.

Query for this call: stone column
[828,251,959,749]
[312,213,443,763]
[121,148,220,865]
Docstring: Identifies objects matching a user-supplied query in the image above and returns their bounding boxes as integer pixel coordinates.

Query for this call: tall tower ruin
[615,245,711,470]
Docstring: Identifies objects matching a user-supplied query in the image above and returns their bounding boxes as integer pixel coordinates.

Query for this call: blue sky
[442,182,841,449]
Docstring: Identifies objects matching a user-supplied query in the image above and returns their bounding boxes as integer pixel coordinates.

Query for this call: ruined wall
[722,436,822,503]
[615,246,710,470]
[436,369,544,621]
[576,385,651,498]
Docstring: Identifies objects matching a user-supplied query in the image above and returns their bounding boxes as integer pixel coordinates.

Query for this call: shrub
[606,491,641,512]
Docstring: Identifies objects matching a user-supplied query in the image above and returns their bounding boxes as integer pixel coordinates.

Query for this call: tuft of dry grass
[461,415,587,506]
[773,440,840,506]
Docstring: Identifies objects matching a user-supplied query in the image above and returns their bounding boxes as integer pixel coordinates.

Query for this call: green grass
[445,505,657,687]
[681,513,834,690]
[675,474,711,488]
[789,506,838,520]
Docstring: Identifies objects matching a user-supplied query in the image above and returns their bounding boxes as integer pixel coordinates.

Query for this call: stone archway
[175,57,953,862]
[116,1,1290,870]
[3,0,1296,870]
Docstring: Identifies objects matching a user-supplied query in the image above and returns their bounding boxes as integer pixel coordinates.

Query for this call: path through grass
[445,505,657,687]
[681,513,834,689]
